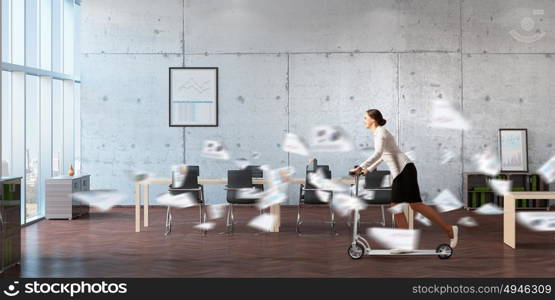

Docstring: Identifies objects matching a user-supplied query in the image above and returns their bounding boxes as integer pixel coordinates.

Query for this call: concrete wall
[81,0,555,205]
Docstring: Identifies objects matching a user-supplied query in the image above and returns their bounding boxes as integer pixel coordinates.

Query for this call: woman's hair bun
[379,119,387,126]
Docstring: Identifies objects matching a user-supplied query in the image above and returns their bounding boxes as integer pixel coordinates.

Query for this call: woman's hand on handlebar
[350,167,369,176]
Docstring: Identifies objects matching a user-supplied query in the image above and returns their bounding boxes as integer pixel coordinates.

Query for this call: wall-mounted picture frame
[499,128,528,172]
[169,67,218,127]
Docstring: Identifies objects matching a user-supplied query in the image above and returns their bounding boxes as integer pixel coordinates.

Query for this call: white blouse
[359,126,412,180]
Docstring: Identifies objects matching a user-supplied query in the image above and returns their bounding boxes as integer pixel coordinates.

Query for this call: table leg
[135,183,141,232]
[270,204,280,232]
[504,195,516,249]
[404,205,414,230]
[144,184,149,227]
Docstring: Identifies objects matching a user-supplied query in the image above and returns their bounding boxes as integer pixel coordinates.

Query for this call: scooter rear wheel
[436,243,453,259]
[348,243,365,259]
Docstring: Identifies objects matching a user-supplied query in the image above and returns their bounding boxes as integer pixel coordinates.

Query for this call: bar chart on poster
[169,68,218,126]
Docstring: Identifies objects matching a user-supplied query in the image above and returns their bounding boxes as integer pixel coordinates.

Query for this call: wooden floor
[4,205,555,277]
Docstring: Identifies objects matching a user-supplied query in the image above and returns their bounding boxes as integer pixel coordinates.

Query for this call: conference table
[134,177,415,233]
[503,191,555,249]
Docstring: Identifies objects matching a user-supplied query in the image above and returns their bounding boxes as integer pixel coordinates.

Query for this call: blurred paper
[248,213,276,232]
[234,158,250,169]
[332,193,366,216]
[156,192,197,208]
[72,190,127,212]
[474,203,503,215]
[473,150,500,176]
[316,190,332,203]
[257,189,287,210]
[282,133,310,156]
[308,168,346,192]
[207,204,226,219]
[488,179,512,196]
[201,140,230,160]
[432,189,463,212]
[171,164,188,188]
[194,222,216,231]
[124,169,151,182]
[538,156,555,183]
[457,216,478,227]
[387,203,407,214]
[236,187,265,199]
[367,227,420,250]
[405,151,416,163]
[440,150,455,165]
[430,100,471,131]
[517,212,555,231]
[415,213,431,226]
[380,175,391,187]
[252,151,261,160]
[310,125,353,152]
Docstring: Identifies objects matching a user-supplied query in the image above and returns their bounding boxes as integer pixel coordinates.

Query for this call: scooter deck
[365,249,443,256]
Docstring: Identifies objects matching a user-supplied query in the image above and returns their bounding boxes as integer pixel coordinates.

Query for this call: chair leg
[380,205,386,227]
[200,203,207,236]
[296,202,303,234]
[225,204,233,233]
[165,206,172,236]
[329,203,336,235]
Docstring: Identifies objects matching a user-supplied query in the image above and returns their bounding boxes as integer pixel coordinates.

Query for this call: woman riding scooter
[350,109,458,249]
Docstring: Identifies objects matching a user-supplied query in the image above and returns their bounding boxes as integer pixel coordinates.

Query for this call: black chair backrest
[172,165,200,188]
[306,165,331,189]
[306,158,318,172]
[228,170,253,189]
[364,170,390,189]
[245,165,263,178]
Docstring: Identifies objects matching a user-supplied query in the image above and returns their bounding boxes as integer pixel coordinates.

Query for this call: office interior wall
[81,0,555,205]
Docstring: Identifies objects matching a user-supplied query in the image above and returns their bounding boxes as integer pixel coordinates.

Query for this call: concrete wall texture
[80,0,555,205]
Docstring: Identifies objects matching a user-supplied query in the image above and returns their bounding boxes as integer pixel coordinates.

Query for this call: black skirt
[391,163,422,203]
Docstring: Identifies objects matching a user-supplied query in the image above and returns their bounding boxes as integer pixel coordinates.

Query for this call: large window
[1,0,81,224]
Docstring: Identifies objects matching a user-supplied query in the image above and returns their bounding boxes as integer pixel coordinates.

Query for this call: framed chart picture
[499,128,528,172]
[169,67,218,127]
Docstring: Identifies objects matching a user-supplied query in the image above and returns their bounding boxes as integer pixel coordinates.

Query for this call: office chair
[245,165,264,192]
[350,169,393,228]
[164,165,206,235]
[297,165,336,234]
[224,169,264,233]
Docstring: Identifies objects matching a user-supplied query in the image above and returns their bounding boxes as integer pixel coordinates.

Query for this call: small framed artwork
[169,67,218,127]
[499,128,528,172]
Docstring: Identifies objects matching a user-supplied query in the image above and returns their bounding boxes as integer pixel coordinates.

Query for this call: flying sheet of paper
[474,203,503,215]
[201,140,230,160]
[236,187,265,199]
[332,193,366,216]
[350,180,375,200]
[387,203,408,214]
[252,152,261,160]
[517,212,555,231]
[247,213,277,232]
[207,204,227,219]
[72,190,127,212]
[367,227,421,250]
[380,175,391,187]
[282,133,310,156]
[257,189,287,210]
[405,151,416,163]
[316,190,332,203]
[440,150,455,165]
[156,192,197,208]
[488,179,512,196]
[194,222,216,231]
[430,100,471,131]
[310,125,353,152]
[537,156,555,183]
[432,189,463,212]
[473,150,500,176]
[124,170,151,182]
[457,216,478,227]
[415,213,432,226]
[307,168,346,192]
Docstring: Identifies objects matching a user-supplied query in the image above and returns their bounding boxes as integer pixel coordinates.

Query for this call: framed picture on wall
[169,67,219,127]
[499,128,528,172]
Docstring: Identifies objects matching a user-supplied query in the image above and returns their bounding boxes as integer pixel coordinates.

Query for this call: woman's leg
[390,203,409,229]
[409,202,454,238]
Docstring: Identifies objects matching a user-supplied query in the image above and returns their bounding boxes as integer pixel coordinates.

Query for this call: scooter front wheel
[436,243,453,259]
[348,243,365,259]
